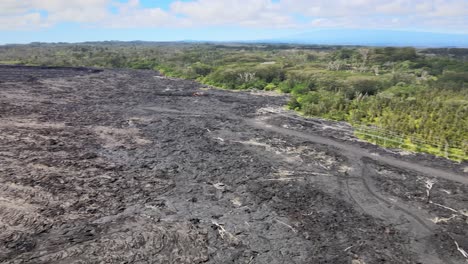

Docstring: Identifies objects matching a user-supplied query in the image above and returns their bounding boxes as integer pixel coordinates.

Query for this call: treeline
[0,43,466,160]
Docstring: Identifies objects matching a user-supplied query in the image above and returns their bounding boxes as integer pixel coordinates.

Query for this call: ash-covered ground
[0,65,467,264]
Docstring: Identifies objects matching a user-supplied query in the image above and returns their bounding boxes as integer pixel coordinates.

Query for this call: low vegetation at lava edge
[1,43,467,160]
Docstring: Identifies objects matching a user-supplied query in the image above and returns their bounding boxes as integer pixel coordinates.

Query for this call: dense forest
[1,42,467,160]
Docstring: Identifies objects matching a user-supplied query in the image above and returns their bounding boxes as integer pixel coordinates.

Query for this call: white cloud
[0,0,466,33]
[170,0,291,27]
[38,0,110,23]
[279,0,468,17]
[103,5,181,28]
[0,0,111,29]
[0,12,47,30]
[0,0,31,15]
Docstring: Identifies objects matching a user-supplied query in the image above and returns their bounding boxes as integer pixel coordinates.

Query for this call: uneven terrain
[0,65,467,264]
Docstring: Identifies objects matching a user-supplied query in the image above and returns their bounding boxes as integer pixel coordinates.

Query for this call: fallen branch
[429,215,458,224]
[276,219,298,233]
[308,172,331,176]
[261,177,302,182]
[429,201,459,213]
[211,220,239,244]
[344,246,354,252]
[454,240,468,262]
[213,182,226,190]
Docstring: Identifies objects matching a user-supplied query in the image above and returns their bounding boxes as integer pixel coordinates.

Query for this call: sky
[1,0,467,44]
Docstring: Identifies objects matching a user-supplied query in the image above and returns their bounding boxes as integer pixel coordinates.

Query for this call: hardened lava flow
[0,65,467,264]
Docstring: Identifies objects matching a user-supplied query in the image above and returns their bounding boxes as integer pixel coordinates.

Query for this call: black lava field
[0,65,467,264]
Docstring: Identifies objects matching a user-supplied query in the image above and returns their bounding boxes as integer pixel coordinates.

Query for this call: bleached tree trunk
[358,48,370,65]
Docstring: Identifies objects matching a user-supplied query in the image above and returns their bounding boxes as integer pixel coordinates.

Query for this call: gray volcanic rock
[0,66,466,264]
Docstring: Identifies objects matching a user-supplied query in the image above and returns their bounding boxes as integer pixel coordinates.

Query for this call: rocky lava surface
[0,65,467,264]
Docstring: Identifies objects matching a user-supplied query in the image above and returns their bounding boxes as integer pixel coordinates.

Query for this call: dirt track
[0,66,467,264]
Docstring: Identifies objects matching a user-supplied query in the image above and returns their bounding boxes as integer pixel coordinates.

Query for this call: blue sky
[1,0,467,44]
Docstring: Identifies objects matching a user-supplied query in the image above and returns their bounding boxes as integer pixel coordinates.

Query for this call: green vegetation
[1,42,467,160]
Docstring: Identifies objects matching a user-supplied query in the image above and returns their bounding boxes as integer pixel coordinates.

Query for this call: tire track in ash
[359,159,434,234]
[339,154,435,235]
[246,117,462,264]
[247,117,446,233]
[246,118,467,185]
[344,174,366,213]
[355,160,457,264]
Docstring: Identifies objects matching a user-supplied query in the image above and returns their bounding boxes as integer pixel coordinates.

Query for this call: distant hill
[267,30,468,47]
